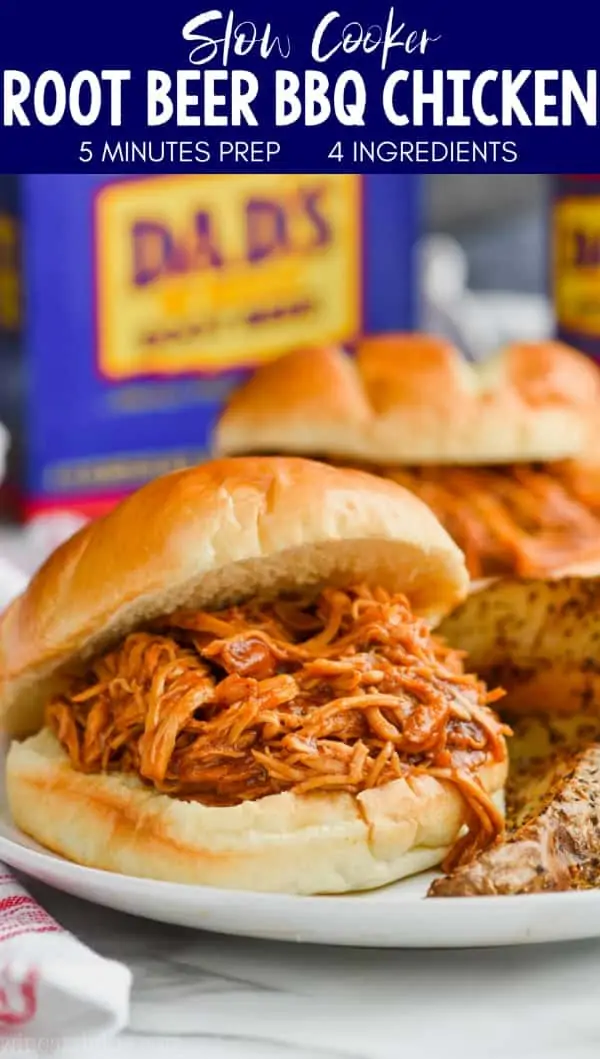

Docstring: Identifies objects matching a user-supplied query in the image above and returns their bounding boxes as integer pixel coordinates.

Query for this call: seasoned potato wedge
[438,576,600,716]
[429,713,600,897]
[430,580,600,896]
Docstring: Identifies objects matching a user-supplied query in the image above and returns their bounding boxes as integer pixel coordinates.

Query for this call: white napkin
[30,881,600,1059]
[0,555,132,1040]
[0,871,131,1037]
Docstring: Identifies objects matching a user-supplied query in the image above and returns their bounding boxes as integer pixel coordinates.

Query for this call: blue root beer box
[0,174,418,521]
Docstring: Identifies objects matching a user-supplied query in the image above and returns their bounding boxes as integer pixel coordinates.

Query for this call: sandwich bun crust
[215,345,373,461]
[6,729,507,894]
[214,337,600,465]
[0,456,468,739]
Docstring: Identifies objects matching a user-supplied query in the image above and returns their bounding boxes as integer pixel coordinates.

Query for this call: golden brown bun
[0,456,468,739]
[217,346,373,461]
[214,337,600,465]
[6,730,507,894]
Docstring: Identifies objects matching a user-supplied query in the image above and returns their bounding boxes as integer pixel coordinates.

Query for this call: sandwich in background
[214,337,600,579]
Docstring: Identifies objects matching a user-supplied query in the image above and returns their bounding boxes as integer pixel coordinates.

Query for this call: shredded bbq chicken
[46,585,508,870]
[360,464,600,579]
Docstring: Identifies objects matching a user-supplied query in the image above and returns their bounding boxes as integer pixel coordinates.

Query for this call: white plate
[3,779,600,949]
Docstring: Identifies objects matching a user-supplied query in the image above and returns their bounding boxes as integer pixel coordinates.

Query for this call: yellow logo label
[95,174,362,379]
[554,196,600,337]
[0,212,20,332]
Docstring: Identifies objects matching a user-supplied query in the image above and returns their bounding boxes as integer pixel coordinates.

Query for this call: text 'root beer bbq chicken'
[2,457,508,894]
[214,337,600,579]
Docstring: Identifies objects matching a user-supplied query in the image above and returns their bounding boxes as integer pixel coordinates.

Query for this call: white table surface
[15,874,600,1059]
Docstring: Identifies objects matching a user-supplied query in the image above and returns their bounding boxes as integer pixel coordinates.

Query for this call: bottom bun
[6,729,507,895]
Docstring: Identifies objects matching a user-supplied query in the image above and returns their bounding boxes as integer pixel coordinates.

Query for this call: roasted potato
[430,578,600,896]
[429,713,600,896]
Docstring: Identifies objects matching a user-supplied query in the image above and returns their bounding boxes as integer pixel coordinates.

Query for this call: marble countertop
[18,875,600,1059]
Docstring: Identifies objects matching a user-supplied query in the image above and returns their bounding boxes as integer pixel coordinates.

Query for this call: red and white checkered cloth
[0,556,131,1039]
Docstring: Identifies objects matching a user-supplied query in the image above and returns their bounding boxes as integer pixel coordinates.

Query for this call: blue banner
[1,0,599,172]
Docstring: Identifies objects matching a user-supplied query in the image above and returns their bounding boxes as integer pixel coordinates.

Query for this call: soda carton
[0,174,419,522]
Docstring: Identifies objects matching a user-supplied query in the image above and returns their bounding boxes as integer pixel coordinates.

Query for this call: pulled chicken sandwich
[3,457,509,895]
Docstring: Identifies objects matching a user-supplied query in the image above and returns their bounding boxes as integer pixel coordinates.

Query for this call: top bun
[0,457,468,738]
[214,336,600,465]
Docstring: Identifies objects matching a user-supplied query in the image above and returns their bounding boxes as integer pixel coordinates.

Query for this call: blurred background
[422,173,551,355]
[427,174,545,293]
[0,172,580,572]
